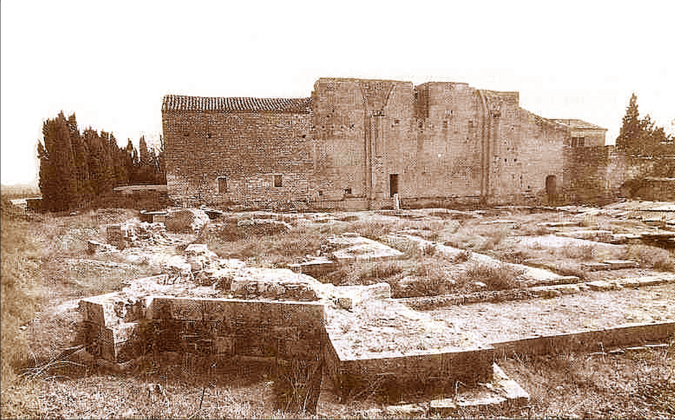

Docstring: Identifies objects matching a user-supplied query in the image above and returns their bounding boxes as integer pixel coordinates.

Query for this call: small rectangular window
[344,188,352,196]
[218,177,228,193]
[274,175,282,187]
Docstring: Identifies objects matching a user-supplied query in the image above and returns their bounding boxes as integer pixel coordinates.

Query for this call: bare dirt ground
[429,282,675,343]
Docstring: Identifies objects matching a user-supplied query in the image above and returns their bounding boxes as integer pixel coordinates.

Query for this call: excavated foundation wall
[80,296,325,363]
[324,341,494,399]
[80,295,326,411]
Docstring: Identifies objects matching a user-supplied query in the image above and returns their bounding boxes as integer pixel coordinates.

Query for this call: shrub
[410,262,453,296]
[459,261,525,291]
[559,243,598,261]
[451,249,473,264]
[358,260,406,282]
[624,245,674,271]
[554,262,588,281]
[499,249,527,264]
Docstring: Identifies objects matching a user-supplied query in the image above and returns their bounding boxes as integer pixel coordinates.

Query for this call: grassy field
[1,200,674,418]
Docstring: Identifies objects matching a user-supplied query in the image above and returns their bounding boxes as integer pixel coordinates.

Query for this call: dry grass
[443,223,512,252]
[558,243,599,261]
[206,224,328,267]
[625,245,674,271]
[1,199,43,395]
[497,347,675,419]
[456,261,525,291]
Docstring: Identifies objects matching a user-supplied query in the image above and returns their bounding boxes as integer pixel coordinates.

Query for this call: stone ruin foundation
[78,270,498,412]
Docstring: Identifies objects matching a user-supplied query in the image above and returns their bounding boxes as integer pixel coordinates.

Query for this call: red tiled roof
[162,95,312,113]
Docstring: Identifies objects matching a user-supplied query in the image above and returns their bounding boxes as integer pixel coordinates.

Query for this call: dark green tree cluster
[616,93,674,158]
[37,112,165,211]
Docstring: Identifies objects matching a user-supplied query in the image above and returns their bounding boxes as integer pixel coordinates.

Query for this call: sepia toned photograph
[1,1,674,418]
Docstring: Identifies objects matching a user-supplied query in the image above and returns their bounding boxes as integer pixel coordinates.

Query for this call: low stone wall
[325,339,494,400]
[80,293,326,412]
[147,297,325,361]
[492,321,675,358]
[80,294,325,363]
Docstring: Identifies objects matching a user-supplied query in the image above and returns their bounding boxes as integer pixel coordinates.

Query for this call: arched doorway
[545,175,557,202]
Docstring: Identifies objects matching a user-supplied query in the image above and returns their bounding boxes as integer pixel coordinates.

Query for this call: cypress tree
[37,112,76,211]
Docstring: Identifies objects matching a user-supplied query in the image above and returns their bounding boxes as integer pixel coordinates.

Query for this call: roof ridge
[162,95,312,113]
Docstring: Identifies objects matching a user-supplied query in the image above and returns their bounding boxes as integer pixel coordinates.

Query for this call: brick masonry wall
[163,109,314,206]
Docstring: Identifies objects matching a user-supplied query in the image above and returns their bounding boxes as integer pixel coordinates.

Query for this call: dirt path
[426,283,675,344]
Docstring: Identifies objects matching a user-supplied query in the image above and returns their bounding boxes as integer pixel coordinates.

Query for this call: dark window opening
[218,177,228,193]
[546,175,557,197]
[571,136,586,147]
[318,190,323,196]
[389,174,399,197]
[344,188,352,196]
[206,132,212,138]
[274,175,282,187]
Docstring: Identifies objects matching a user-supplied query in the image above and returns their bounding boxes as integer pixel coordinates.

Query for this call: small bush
[410,262,453,296]
[559,243,598,261]
[459,261,525,290]
[451,249,473,264]
[554,262,588,281]
[349,220,397,239]
[499,249,527,264]
[624,245,674,271]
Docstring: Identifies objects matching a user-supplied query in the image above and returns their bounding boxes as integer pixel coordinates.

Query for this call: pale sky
[2,0,673,185]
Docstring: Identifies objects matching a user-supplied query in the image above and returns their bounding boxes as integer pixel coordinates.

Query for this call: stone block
[169,298,204,321]
[587,280,614,291]
[386,404,426,417]
[555,284,581,294]
[80,299,106,325]
[602,260,638,270]
[429,399,458,417]
[214,336,235,356]
[581,262,610,271]
[493,363,529,406]
[531,286,561,299]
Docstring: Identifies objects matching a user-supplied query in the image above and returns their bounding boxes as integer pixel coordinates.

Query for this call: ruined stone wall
[163,108,313,206]
[563,146,627,203]
[80,295,325,363]
[148,298,325,361]
[481,92,569,204]
[311,78,416,202]
[409,82,484,200]
[326,340,494,398]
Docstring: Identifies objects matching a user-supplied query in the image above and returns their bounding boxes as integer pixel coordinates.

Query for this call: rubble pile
[163,208,210,234]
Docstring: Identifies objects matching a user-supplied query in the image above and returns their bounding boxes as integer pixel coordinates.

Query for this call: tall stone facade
[162,78,607,208]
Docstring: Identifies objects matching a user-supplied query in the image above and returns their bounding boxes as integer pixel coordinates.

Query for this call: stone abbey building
[162,78,613,209]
